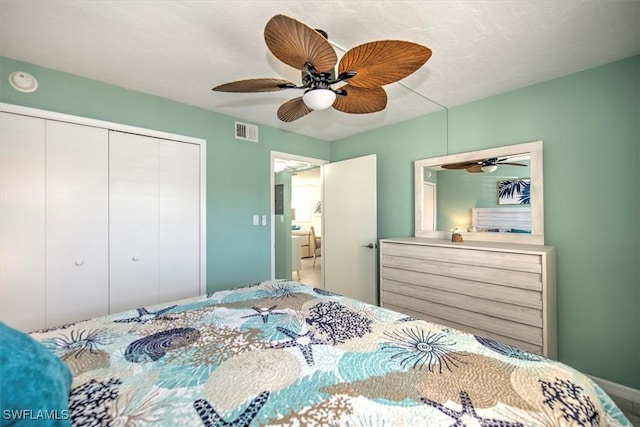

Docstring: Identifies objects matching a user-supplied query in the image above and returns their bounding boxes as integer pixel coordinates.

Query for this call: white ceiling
[1,1,638,141]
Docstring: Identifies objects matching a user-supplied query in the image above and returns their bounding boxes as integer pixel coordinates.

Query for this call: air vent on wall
[235,121,259,142]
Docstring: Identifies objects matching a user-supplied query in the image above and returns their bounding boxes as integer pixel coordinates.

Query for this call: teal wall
[1,54,638,388]
[331,56,640,389]
[0,56,331,292]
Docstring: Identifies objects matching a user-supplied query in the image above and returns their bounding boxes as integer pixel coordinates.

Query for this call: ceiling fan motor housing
[302,63,334,90]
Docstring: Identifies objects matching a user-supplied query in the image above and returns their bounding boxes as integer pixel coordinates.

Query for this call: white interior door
[109,131,160,313]
[0,113,46,331]
[46,121,109,326]
[323,154,377,305]
[422,181,436,231]
[159,140,201,302]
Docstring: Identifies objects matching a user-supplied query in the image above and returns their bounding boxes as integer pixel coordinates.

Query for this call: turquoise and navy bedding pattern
[31,280,630,426]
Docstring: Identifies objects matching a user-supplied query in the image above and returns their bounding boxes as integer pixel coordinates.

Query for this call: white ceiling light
[481,164,498,173]
[302,89,336,110]
[8,71,38,93]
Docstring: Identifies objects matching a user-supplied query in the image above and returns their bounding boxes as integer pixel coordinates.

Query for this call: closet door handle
[74,259,84,266]
[132,256,140,262]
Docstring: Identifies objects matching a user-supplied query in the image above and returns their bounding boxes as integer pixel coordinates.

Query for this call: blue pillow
[0,322,72,426]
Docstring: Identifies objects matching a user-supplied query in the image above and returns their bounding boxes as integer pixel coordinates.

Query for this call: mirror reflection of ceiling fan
[212,14,432,122]
[441,157,528,173]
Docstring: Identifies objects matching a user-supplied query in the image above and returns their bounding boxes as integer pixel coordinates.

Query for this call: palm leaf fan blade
[264,14,337,73]
[332,86,387,114]
[212,78,296,93]
[277,97,312,122]
[339,40,432,88]
[441,161,479,170]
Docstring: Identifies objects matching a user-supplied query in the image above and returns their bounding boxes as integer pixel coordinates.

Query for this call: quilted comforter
[32,280,630,426]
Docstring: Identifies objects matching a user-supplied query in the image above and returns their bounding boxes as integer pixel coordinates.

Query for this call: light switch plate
[261,215,267,226]
[253,215,259,226]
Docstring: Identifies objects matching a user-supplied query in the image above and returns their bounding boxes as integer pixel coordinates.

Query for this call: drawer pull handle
[132,256,140,262]
[74,259,84,266]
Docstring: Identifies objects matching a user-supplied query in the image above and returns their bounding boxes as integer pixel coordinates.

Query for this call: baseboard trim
[589,375,640,404]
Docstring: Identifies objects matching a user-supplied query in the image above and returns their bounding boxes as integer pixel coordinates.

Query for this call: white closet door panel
[45,121,109,327]
[109,132,160,313]
[0,113,46,332]
[159,140,200,302]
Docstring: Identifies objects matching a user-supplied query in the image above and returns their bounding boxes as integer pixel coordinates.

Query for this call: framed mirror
[415,141,544,244]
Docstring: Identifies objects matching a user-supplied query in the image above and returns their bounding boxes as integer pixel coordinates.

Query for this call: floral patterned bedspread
[32,280,630,426]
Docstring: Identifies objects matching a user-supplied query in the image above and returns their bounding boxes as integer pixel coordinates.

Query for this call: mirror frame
[415,140,544,245]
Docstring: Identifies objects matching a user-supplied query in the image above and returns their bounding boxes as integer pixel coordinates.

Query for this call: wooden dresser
[379,237,556,358]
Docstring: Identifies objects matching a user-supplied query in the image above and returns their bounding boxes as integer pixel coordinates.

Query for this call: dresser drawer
[382,291,543,345]
[382,302,543,355]
[381,242,542,273]
[382,253,543,291]
[382,267,543,309]
[382,279,542,326]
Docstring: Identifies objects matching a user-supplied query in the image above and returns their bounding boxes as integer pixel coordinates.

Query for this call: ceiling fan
[441,157,528,173]
[212,14,432,122]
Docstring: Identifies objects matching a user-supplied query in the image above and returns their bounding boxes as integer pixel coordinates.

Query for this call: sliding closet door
[0,113,46,332]
[159,140,201,302]
[109,132,160,313]
[45,121,109,326]
[110,132,201,311]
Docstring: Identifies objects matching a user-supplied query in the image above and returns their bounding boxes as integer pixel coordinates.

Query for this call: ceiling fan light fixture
[481,164,498,173]
[302,88,336,110]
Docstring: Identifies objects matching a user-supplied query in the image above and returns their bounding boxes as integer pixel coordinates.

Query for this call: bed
[8,280,631,426]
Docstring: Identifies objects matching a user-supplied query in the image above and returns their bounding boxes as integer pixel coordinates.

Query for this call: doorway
[270,151,327,287]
